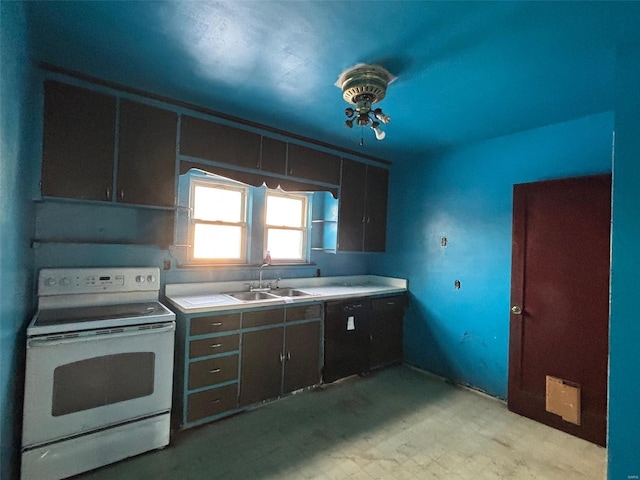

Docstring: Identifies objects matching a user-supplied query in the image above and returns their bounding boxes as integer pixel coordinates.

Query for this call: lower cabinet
[323,294,406,383]
[174,303,322,430]
[173,296,403,429]
[370,296,406,370]
[240,321,321,406]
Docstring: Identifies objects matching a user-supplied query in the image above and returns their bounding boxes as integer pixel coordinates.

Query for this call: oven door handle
[27,322,175,348]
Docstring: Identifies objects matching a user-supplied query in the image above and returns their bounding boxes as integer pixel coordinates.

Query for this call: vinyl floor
[75,365,606,480]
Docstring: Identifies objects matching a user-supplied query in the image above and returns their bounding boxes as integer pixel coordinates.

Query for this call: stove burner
[35,302,165,327]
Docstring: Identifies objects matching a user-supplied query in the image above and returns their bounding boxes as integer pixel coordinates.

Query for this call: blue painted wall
[377,112,613,398]
[608,43,640,480]
[0,3,38,478]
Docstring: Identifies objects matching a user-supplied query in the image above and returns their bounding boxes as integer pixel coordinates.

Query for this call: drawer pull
[210,322,223,326]
[210,343,222,348]
[209,368,222,373]
[210,399,221,404]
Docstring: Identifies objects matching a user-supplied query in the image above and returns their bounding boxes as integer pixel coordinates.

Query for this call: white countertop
[164,275,407,314]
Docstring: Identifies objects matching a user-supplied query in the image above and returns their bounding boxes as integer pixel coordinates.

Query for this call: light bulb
[374,108,391,124]
[372,124,386,140]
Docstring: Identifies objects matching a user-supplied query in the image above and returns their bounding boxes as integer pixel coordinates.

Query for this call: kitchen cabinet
[180,115,261,170]
[261,136,287,175]
[369,295,406,370]
[287,144,341,185]
[240,305,322,407]
[117,99,177,207]
[41,81,116,201]
[174,303,321,429]
[173,311,241,429]
[324,294,406,382]
[283,321,322,393]
[337,159,389,252]
[240,326,285,406]
[41,81,177,208]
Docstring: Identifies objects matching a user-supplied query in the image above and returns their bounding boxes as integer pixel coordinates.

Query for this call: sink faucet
[251,263,271,292]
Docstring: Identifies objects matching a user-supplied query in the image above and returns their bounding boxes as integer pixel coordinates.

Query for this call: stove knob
[147,274,156,284]
[44,277,57,287]
[60,277,71,286]
[135,275,145,284]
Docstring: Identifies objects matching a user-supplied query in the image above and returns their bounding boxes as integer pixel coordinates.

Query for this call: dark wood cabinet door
[239,327,284,406]
[370,296,405,369]
[180,115,261,169]
[363,165,389,252]
[261,137,287,175]
[283,322,321,393]
[337,159,366,251]
[42,81,116,201]
[287,144,341,185]
[117,100,177,207]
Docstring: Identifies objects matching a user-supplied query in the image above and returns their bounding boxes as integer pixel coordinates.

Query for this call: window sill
[176,262,316,269]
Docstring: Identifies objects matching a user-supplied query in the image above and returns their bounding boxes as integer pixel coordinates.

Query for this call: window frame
[188,176,249,265]
[264,190,310,264]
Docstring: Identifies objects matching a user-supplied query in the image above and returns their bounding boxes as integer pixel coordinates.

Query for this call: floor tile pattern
[76,366,606,480]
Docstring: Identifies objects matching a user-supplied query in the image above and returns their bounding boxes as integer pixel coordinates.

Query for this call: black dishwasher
[323,298,371,383]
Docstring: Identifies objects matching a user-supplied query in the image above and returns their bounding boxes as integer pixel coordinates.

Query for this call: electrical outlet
[163,260,171,270]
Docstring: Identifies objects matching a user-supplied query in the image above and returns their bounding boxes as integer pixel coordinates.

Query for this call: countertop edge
[165,285,407,315]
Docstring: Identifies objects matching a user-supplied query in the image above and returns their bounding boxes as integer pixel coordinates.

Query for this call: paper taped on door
[545,375,581,425]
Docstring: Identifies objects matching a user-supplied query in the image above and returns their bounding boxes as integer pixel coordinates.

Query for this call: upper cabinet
[41,81,177,208]
[42,81,116,201]
[117,100,177,207]
[337,160,389,252]
[260,136,287,175]
[180,115,261,170]
[287,144,341,185]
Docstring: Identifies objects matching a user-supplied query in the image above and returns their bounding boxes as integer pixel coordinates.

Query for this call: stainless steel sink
[224,291,276,302]
[268,288,315,297]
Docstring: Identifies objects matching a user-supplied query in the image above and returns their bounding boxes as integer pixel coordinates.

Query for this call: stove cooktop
[29,301,175,336]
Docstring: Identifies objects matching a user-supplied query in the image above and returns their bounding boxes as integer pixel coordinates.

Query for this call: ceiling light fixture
[336,64,395,142]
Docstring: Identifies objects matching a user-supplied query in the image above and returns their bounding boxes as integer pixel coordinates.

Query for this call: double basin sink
[223,288,318,303]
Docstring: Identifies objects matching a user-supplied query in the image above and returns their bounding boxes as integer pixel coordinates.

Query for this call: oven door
[22,322,175,448]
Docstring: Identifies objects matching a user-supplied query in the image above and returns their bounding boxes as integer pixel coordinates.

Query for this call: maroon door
[508,174,611,446]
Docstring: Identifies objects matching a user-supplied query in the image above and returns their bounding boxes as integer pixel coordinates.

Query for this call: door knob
[511,305,523,315]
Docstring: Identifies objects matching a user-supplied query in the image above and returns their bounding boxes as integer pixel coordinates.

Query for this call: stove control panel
[38,268,161,296]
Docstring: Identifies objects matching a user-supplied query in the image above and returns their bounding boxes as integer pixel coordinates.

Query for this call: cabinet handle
[286,351,291,361]
[119,188,124,201]
[289,167,293,175]
[209,368,222,373]
[105,187,111,201]
[209,343,222,348]
[210,322,223,326]
[279,352,285,364]
[210,399,221,404]
[361,216,366,223]
[366,216,371,224]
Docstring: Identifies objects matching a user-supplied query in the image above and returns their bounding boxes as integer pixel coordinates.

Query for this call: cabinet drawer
[187,383,238,423]
[371,296,407,312]
[190,313,240,336]
[189,333,239,359]
[189,354,239,390]
[243,308,285,328]
[286,304,322,322]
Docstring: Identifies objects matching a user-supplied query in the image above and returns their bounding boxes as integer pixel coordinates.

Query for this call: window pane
[193,185,243,222]
[193,224,243,259]
[266,195,303,228]
[267,228,303,259]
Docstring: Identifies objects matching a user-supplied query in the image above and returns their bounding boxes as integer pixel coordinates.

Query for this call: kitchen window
[189,177,248,263]
[176,169,311,265]
[265,191,309,263]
